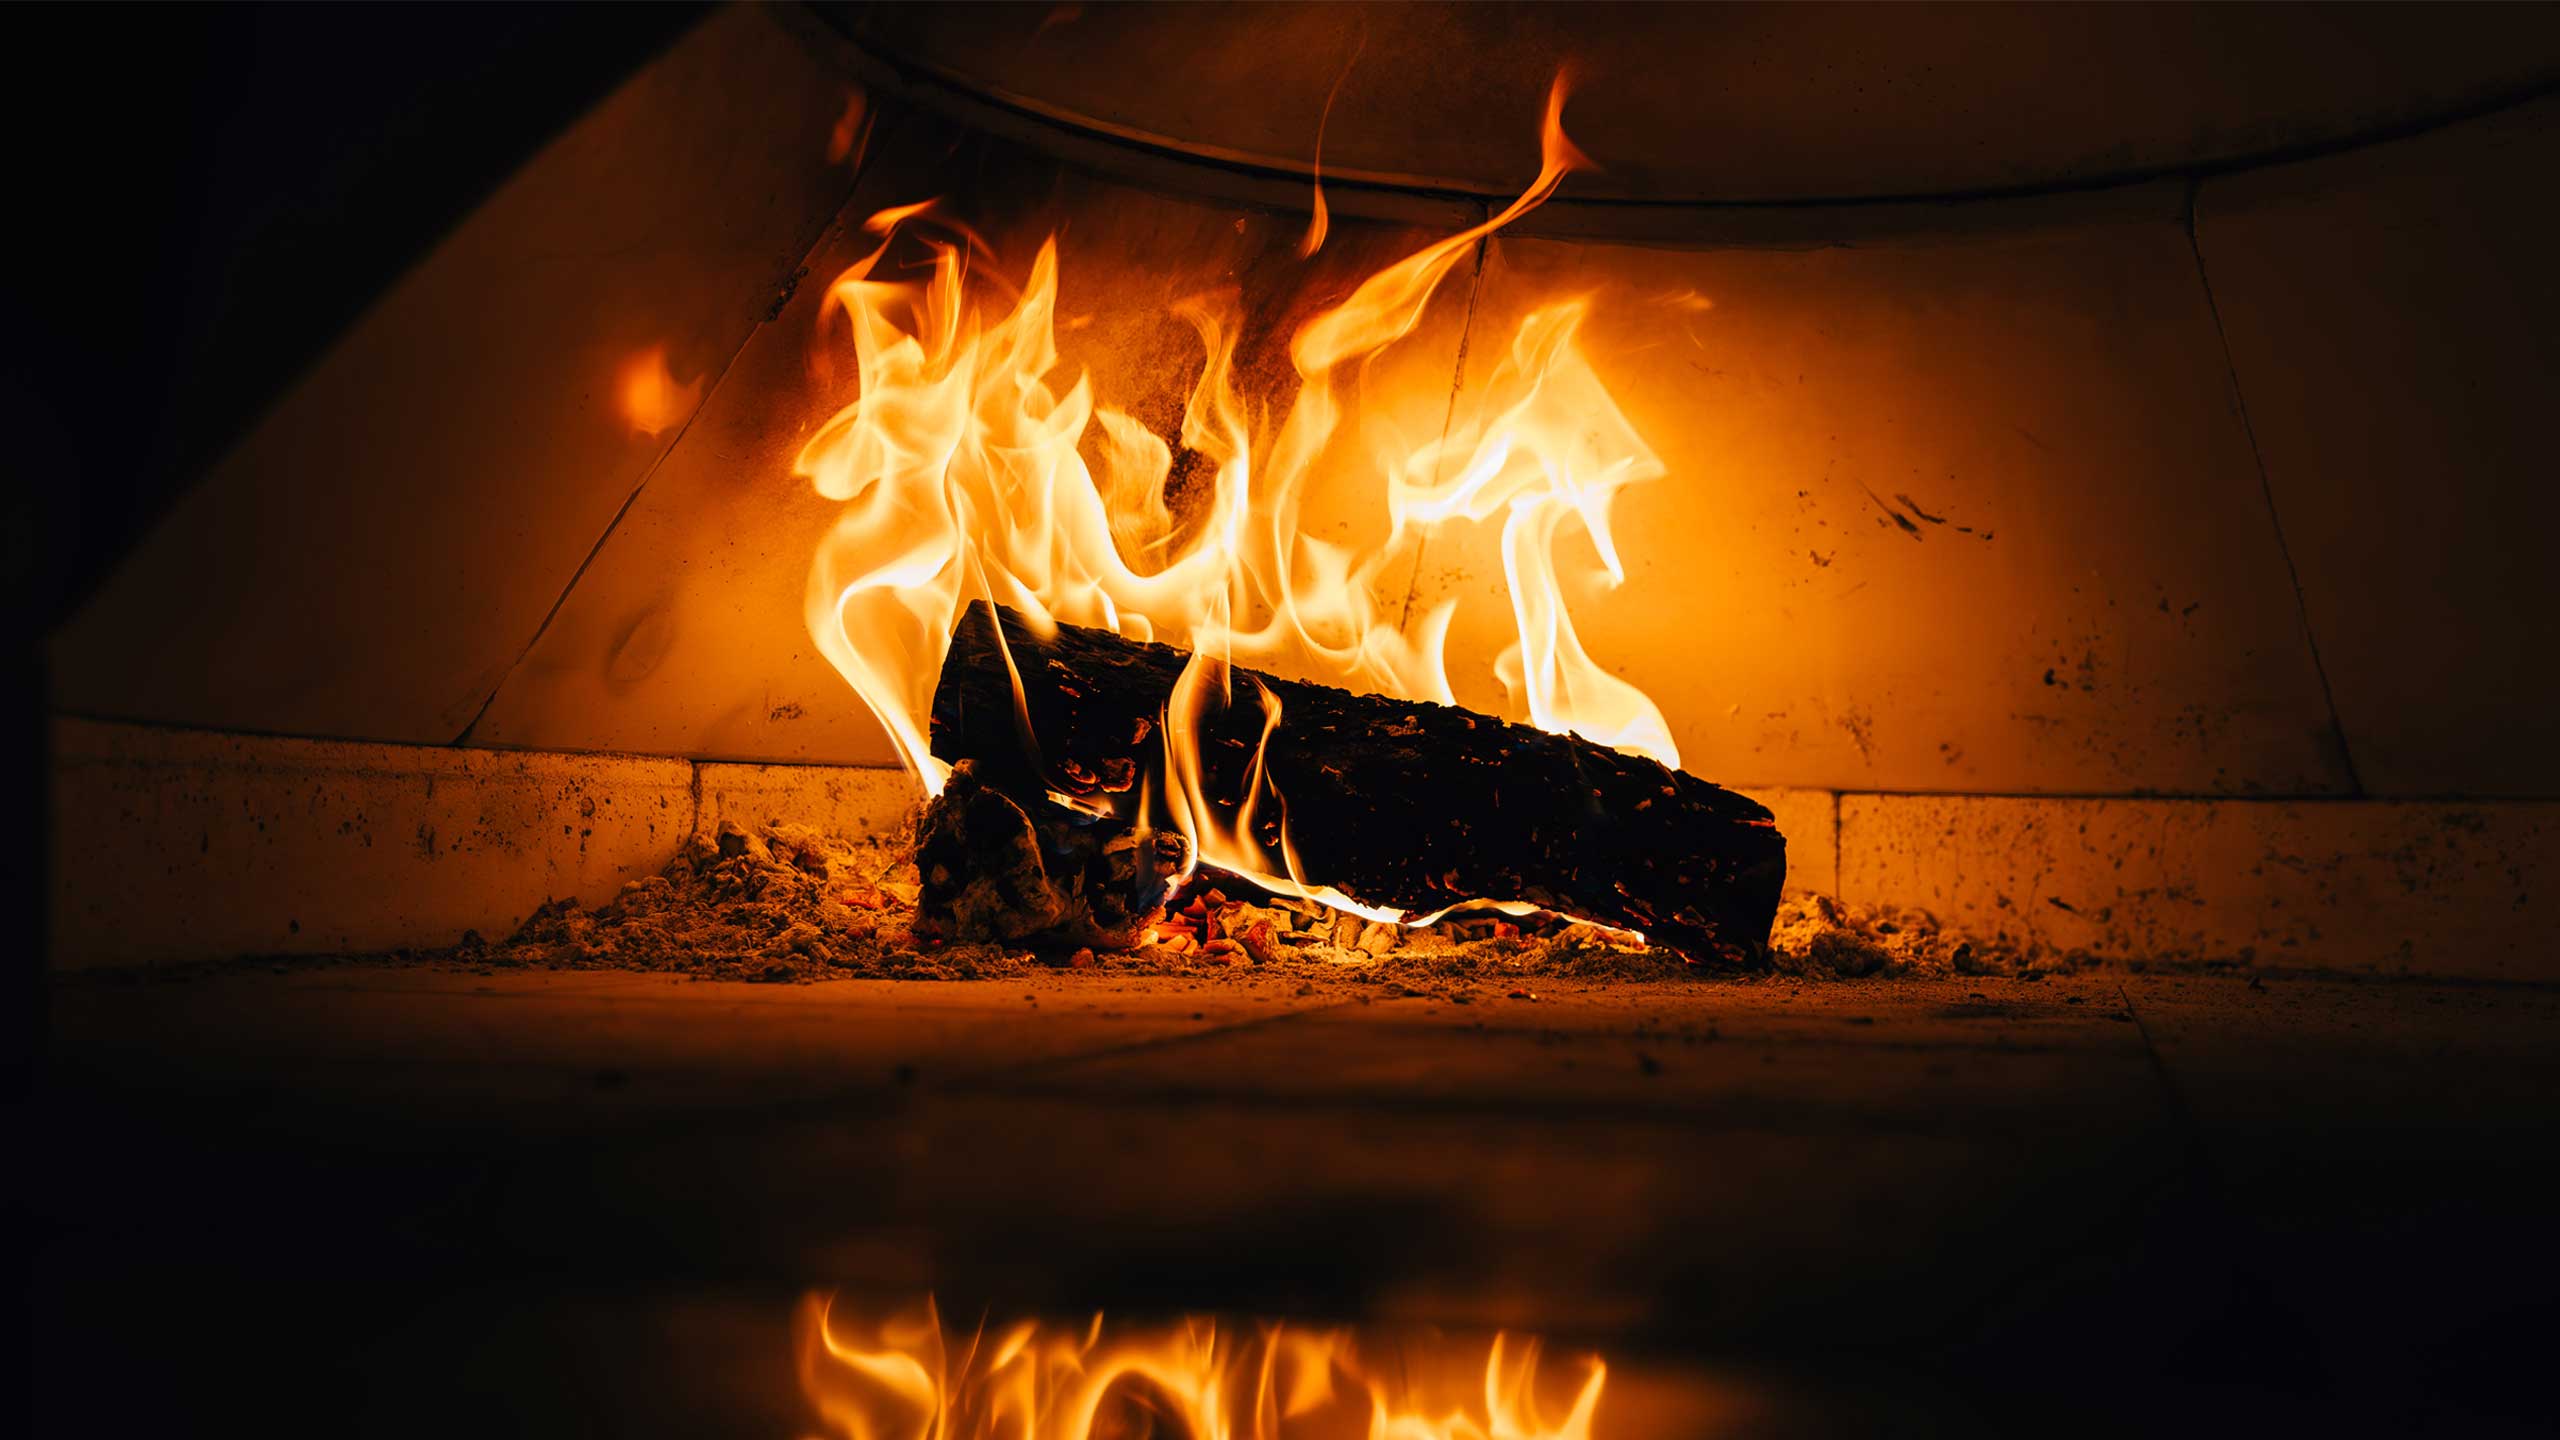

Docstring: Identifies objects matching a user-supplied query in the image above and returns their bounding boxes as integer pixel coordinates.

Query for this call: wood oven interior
[17,3,2560,1435]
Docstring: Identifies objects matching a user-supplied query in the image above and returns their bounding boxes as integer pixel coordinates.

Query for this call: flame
[800,75,1678,924]
[797,1293,1607,1440]
[618,344,701,438]
[1297,34,1365,259]
[828,93,870,166]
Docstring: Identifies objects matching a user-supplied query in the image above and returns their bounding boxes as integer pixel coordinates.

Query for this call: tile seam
[2182,176,2365,797]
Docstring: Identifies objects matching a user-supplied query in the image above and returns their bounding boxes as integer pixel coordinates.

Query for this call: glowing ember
[798,1293,1606,1440]
[800,76,1678,924]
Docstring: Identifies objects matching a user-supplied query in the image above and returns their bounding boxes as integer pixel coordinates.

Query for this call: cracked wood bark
[909,758,1188,950]
[927,603,1785,963]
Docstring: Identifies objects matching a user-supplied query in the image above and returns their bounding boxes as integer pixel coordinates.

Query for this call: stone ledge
[1841,794,2558,981]
[1743,787,1837,900]
[50,719,697,972]
[51,720,2549,980]
[696,760,919,843]
[50,719,944,973]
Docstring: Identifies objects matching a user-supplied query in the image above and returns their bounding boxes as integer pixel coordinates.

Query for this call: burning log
[927,604,1786,964]
[910,759,1187,950]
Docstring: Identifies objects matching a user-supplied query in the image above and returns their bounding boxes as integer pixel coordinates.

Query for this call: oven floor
[31,963,2560,1436]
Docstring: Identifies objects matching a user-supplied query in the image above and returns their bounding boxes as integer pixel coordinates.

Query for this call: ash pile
[445,811,2061,986]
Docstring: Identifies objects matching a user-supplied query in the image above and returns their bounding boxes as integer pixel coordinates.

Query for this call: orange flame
[799,76,1677,923]
[1297,34,1365,259]
[797,1293,1607,1440]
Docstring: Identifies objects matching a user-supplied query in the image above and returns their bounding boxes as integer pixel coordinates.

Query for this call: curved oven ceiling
[824,0,2560,203]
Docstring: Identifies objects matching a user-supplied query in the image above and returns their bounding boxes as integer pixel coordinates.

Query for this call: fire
[797,1293,1607,1440]
[799,76,1678,918]
[1297,35,1365,259]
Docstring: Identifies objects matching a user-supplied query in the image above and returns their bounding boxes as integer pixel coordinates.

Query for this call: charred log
[928,604,1786,964]
[911,759,1189,950]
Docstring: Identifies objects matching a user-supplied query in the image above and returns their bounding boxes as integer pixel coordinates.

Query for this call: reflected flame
[618,344,701,438]
[798,1294,1607,1440]
[800,75,1678,924]
[828,93,870,167]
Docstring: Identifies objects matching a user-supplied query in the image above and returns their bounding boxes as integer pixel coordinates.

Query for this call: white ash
[440,818,2058,984]
[1766,891,2050,978]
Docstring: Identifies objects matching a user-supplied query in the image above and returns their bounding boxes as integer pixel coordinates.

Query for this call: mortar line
[443,342,728,748]
[2113,974,2345,1395]
[2115,977,2200,1149]
[56,712,2553,802]
[944,997,1372,1092]
[61,709,2560,802]
[1395,222,1492,629]
[447,114,908,748]
[924,1075,2157,1140]
[2183,177,2364,797]
[1831,790,1844,901]
[831,20,2557,221]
